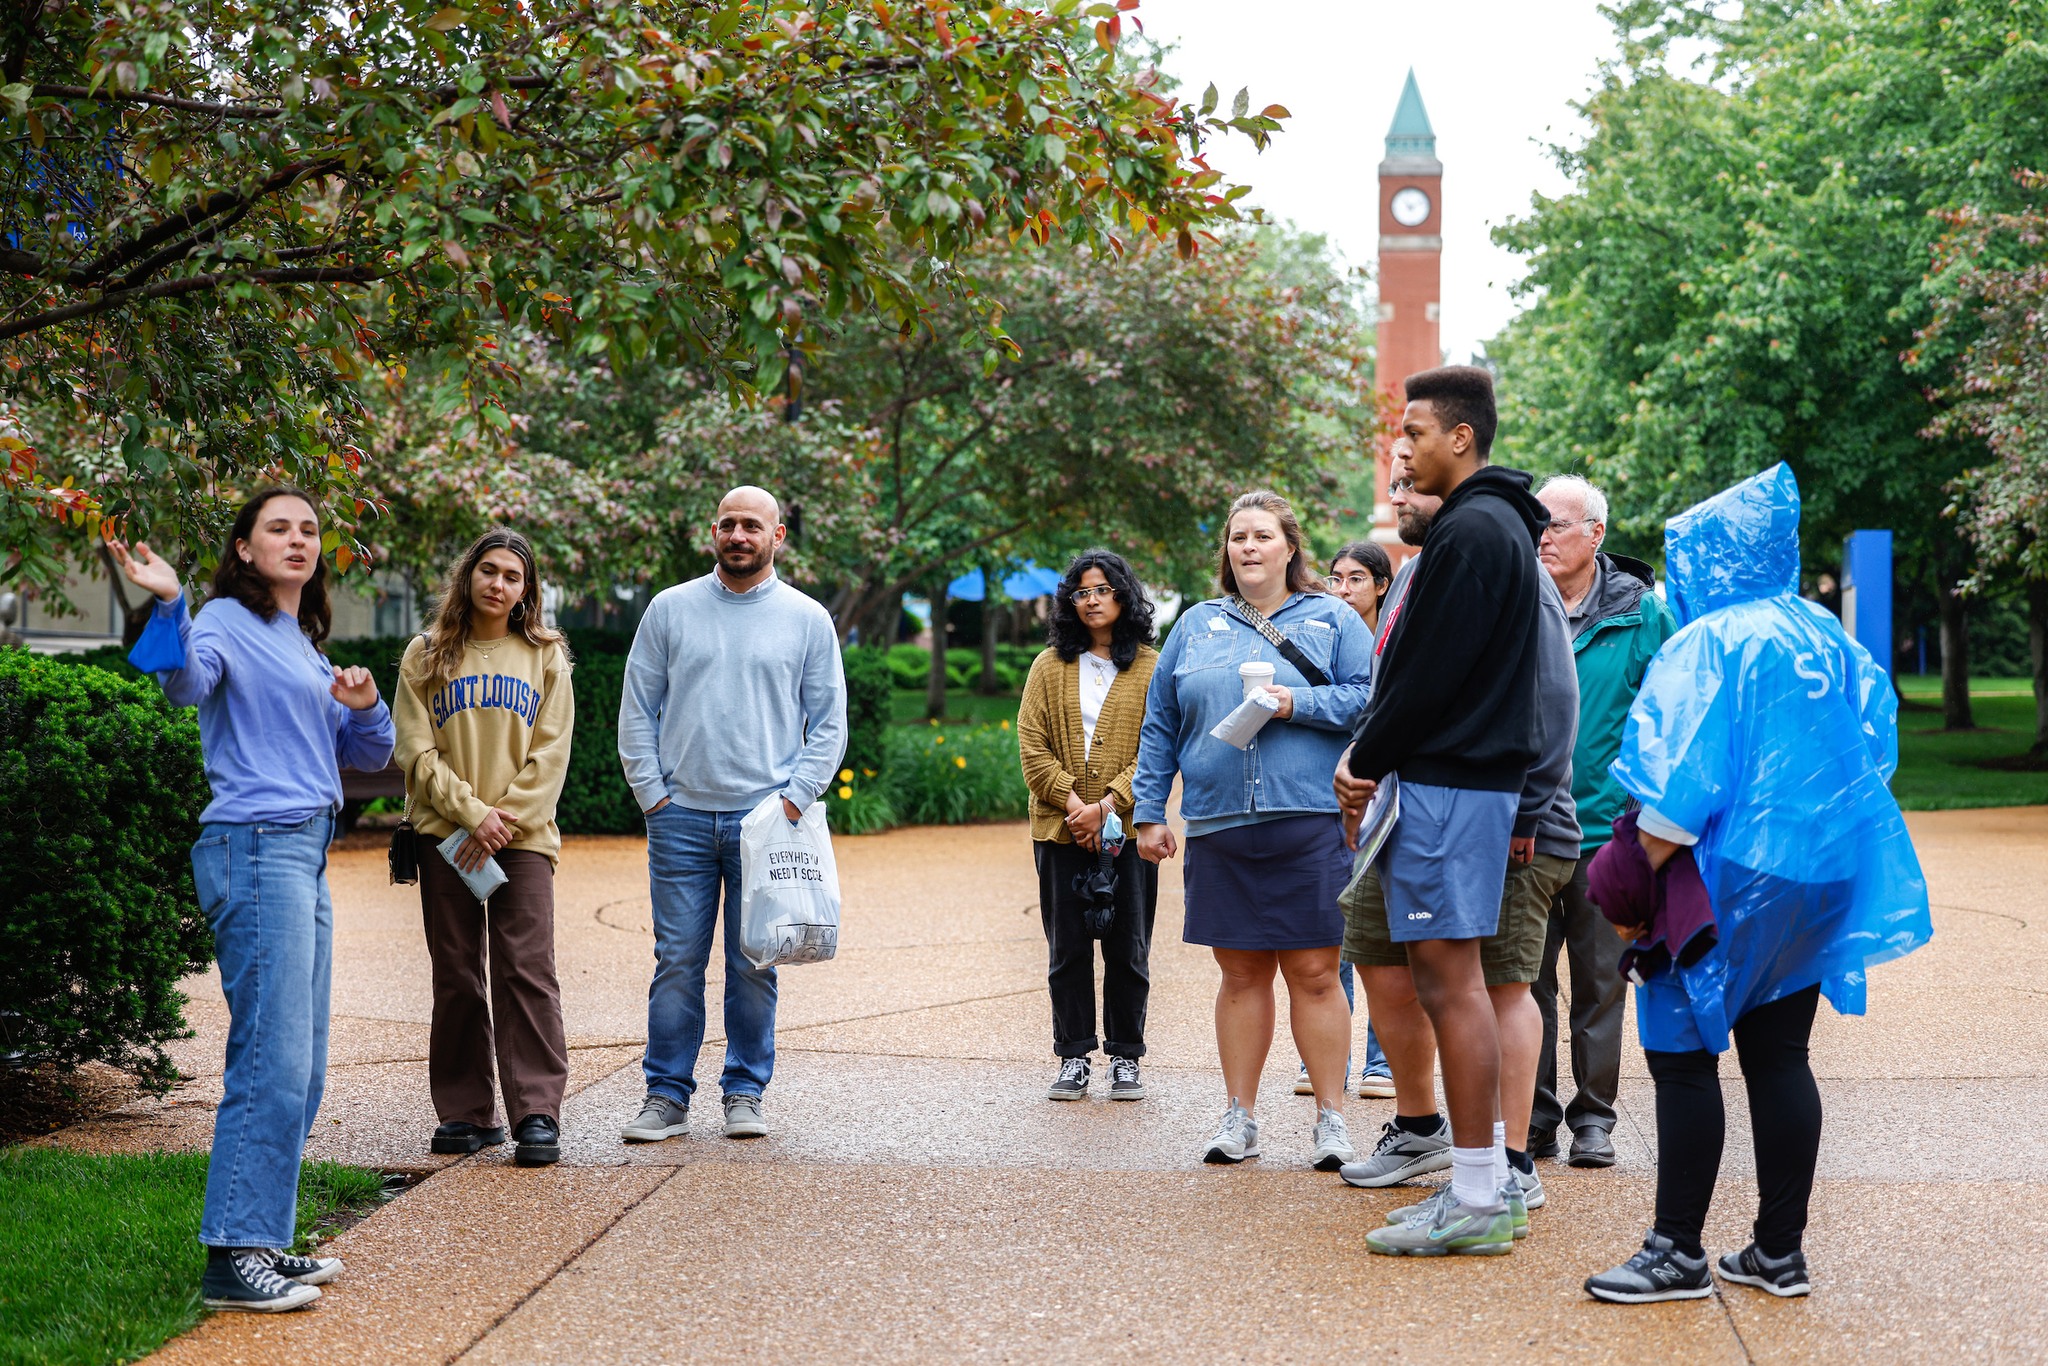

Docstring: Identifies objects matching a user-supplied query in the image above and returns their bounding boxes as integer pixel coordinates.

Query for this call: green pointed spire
[1385,70,1435,161]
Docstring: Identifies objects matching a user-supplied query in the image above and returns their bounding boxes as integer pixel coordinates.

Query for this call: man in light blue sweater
[617,486,848,1143]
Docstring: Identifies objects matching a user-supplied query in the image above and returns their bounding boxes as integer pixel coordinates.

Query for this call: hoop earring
[510,601,525,621]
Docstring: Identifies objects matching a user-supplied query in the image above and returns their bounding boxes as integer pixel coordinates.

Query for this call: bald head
[710,484,786,588]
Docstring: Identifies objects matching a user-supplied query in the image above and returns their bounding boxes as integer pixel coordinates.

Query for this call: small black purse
[388,786,420,885]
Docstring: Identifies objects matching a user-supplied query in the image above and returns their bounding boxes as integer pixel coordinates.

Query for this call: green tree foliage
[0,0,1275,605]
[1487,0,2048,723]
[0,650,211,1088]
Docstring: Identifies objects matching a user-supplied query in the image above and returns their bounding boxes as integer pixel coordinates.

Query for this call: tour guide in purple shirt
[1335,366,1550,1258]
[616,486,847,1145]
[113,487,395,1314]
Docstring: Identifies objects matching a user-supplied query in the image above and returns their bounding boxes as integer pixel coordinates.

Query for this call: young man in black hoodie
[1336,366,1551,1256]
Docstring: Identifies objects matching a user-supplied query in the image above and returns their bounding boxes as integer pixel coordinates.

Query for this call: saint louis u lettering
[429,671,542,728]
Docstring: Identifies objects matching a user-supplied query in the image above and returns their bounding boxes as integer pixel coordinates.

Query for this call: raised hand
[330,665,380,711]
[107,540,182,602]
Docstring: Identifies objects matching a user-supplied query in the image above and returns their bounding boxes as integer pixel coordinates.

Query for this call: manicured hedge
[0,650,211,1087]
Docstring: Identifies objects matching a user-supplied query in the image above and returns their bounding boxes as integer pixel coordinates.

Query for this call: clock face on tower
[1390,186,1432,228]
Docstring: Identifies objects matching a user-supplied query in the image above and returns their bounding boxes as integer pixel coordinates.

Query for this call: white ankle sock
[1493,1121,1509,1185]
[1451,1146,1497,1206]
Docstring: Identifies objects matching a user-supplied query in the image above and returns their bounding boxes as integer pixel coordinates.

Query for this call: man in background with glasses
[1528,475,1677,1169]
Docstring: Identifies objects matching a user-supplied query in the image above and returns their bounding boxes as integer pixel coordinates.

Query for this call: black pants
[1035,839,1158,1058]
[1532,861,1628,1140]
[1647,985,1823,1259]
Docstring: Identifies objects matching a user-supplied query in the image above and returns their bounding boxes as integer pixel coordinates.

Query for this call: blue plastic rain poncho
[1611,463,1932,1054]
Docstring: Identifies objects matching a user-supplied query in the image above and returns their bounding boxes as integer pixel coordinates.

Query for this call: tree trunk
[925,577,949,721]
[978,581,1001,695]
[1935,562,1974,731]
[2029,578,2048,757]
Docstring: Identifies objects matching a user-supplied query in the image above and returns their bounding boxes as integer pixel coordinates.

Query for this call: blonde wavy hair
[418,529,567,690]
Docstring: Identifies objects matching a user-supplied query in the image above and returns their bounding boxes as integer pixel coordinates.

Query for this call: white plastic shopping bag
[738,792,842,969]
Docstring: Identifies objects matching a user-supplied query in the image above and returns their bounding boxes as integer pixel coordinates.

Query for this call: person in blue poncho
[1580,463,1931,1305]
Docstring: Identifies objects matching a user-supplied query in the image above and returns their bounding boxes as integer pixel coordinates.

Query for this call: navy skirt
[1182,814,1350,951]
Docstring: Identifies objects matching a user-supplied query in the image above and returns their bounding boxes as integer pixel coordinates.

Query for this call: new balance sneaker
[1108,1056,1144,1100]
[1048,1056,1091,1101]
[1338,1118,1452,1188]
[1356,1070,1397,1100]
[620,1093,689,1143]
[1293,1062,1314,1096]
[1717,1243,1812,1298]
[260,1248,343,1286]
[721,1092,767,1138]
[1366,1190,1515,1257]
[1511,1163,1546,1211]
[430,1120,506,1155]
[201,1247,323,1312]
[1309,1106,1356,1171]
[1583,1230,1714,1303]
[1202,1101,1261,1164]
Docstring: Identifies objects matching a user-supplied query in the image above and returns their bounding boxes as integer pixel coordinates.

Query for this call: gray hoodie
[1519,573,1582,860]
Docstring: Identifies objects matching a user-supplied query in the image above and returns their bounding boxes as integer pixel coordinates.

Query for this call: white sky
[1146,0,1624,362]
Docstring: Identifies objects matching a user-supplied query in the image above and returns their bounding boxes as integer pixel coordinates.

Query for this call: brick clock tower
[1372,70,1442,557]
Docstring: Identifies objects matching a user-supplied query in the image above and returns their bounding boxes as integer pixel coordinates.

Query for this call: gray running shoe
[1202,1101,1261,1164]
[1309,1106,1356,1171]
[1338,1118,1452,1188]
[721,1092,767,1138]
[1500,1176,1529,1240]
[1293,1063,1314,1095]
[1584,1230,1713,1303]
[1366,1190,1515,1257]
[1048,1056,1090,1101]
[1384,1183,1450,1227]
[1717,1243,1812,1297]
[1512,1163,1546,1211]
[1108,1056,1144,1100]
[621,1093,689,1143]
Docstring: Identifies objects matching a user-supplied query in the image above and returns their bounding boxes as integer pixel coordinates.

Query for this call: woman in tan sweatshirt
[394,529,574,1166]
[1016,549,1159,1104]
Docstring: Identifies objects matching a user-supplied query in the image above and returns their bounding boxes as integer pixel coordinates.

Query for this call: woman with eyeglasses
[1017,550,1161,1101]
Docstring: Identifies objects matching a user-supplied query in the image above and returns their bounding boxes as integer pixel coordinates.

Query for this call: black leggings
[1646,985,1822,1259]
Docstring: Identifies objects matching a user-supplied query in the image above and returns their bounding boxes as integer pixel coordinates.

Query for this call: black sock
[1506,1146,1533,1175]
[1395,1112,1444,1137]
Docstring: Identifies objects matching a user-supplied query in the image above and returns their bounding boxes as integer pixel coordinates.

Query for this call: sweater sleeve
[1349,542,1509,781]
[781,609,848,811]
[394,645,491,831]
[333,694,396,774]
[1016,654,1077,810]
[499,645,575,831]
[149,594,229,707]
[617,598,672,813]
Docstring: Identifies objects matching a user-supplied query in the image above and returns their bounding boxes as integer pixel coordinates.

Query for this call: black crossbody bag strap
[1230,597,1332,688]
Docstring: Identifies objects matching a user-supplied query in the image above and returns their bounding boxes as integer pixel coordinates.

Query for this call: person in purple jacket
[112,487,394,1315]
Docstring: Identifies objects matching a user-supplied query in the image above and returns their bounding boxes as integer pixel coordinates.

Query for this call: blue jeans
[1335,961,1392,1080]
[191,813,335,1248]
[643,804,778,1104]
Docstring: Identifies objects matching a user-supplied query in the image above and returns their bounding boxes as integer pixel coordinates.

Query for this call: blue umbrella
[945,567,987,602]
[1002,563,1064,600]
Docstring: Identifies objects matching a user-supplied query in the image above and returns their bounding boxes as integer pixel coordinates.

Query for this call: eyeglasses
[1387,477,1414,497]
[1068,585,1117,603]
[1541,518,1597,537]
[1326,573,1382,591]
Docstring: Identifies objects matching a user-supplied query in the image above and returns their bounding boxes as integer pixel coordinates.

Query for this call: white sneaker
[1310,1106,1356,1171]
[1293,1063,1314,1096]
[1202,1100,1261,1164]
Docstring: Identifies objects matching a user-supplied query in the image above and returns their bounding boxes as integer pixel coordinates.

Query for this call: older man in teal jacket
[1528,475,1677,1168]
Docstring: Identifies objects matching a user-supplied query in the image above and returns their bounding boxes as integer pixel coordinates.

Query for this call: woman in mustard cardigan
[1017,549,1161,1102]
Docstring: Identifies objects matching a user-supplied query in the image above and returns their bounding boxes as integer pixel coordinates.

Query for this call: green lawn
[1893,676,2046,810]
[0,1149,386,1366]
[888,688,1026,726]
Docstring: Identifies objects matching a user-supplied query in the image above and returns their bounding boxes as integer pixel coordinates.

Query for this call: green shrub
[885,643,928,690]
[555,648,641,834]
[0,651,211,1088]
[824,766,899,835]
[841,646,893,776]
[884,720,1030,826]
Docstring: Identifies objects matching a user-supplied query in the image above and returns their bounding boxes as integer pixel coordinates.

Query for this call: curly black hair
[1047,548,1155,669]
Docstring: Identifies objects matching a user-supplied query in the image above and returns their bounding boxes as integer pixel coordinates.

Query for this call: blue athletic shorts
[1376,780,1517,943]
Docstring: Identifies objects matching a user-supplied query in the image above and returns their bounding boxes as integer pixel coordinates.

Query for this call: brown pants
[420,849,568,1126]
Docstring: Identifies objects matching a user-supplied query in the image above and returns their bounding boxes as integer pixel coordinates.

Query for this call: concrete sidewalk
[49,812,2048,1362]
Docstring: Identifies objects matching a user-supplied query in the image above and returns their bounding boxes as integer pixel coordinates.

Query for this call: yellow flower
[839,768,854,782]
[1000,719,1011,730]
[863,768,877,778]
[934,734,945,744]
[954,755,967,769]
[838,785,854,800]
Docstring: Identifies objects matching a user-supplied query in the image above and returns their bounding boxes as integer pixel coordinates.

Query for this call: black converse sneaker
[1047,1056,1090,1100]
[202,1247,323,1312]
[1718,1242,1812,1297]
[1108,1056,1144,1100]
[262,1248,344,1285]
[1583,1230,1714,1303]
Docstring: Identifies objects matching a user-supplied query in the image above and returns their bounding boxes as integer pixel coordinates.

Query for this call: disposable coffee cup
[1240,660,1276,699]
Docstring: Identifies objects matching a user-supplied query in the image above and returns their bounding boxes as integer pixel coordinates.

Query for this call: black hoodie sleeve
[1348,538,1510,781]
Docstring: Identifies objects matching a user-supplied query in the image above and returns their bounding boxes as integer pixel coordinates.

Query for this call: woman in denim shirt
[1134,490,1373,1170]
[114,488,394,1314]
